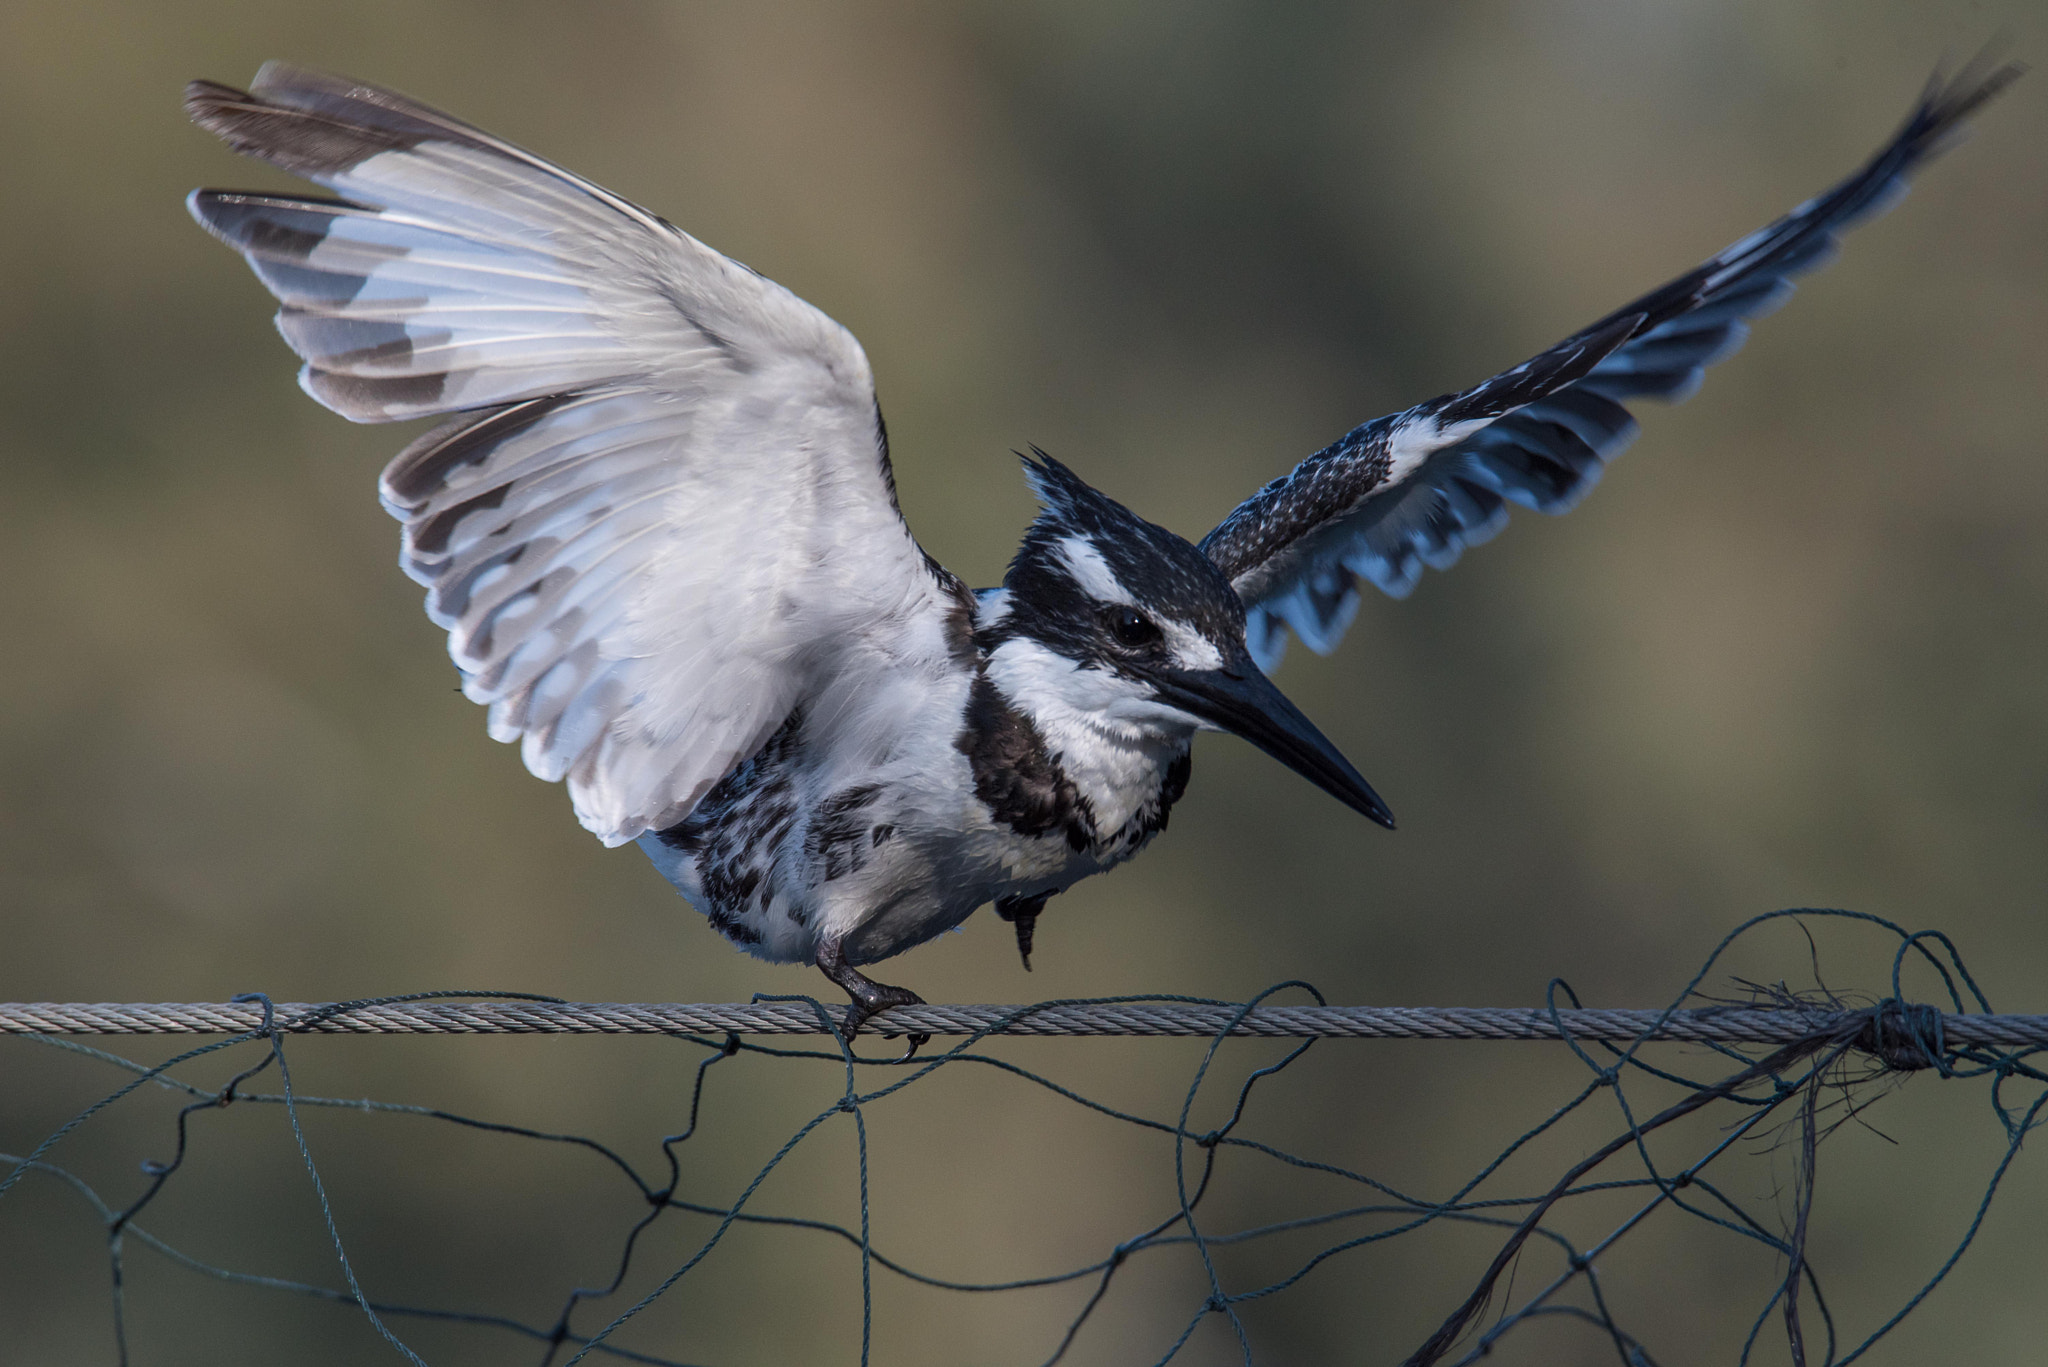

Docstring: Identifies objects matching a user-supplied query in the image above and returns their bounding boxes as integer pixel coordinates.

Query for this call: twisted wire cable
[3,998,2042,1049]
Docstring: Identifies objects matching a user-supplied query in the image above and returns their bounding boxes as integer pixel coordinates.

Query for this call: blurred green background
[3,1,2045,1362]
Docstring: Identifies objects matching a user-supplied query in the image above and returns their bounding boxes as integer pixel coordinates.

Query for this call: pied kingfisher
[185,59,2015,1035]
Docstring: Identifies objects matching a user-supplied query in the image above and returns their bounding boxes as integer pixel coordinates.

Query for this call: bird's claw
[839,984,930,1054]
[817,938,930,1055]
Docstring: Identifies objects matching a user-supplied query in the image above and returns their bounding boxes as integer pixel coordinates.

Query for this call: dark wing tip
[183,66,441,178]
[1902,49,2026,163]
[1924,49,2026,128]
[184,77,256,135]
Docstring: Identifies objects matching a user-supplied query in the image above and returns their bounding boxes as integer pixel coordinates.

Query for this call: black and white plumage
[1206,57,2021,669]
[185,60,2016,1032]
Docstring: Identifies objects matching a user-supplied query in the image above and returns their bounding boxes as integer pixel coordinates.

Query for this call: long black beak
[1151,664,1395,829]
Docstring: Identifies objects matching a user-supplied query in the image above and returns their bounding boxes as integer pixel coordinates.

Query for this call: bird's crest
[999,450,1245,657]
[1019,449,1136,544]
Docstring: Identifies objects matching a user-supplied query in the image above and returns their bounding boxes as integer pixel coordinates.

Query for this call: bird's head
[978,453,1394,829]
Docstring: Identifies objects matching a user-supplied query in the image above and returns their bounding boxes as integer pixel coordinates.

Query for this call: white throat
[983,637,1195,833]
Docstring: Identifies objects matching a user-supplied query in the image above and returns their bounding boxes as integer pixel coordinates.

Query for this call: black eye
[1106,606,1162,649]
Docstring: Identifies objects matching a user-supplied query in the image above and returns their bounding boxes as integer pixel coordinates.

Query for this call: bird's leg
[815,937,928,1049]
[995,891,1054,972]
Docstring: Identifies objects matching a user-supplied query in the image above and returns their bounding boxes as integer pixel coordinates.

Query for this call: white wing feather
[188,63,956,844]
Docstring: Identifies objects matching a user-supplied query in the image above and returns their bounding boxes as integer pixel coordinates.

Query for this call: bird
[184,57,2017,1037]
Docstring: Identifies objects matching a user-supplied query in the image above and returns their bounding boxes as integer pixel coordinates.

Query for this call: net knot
[230,991,278,1037]
[1853,999,1945,1072]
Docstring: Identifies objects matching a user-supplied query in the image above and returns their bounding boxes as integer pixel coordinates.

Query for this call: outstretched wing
[188,63,963,846]
[1202,58,2021,671]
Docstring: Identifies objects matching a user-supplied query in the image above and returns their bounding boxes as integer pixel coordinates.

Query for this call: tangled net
[4,908,2044,1366]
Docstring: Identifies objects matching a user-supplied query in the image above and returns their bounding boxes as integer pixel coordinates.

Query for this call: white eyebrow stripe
[1053,534,1222,669]
[1159,618,1223,671]
[1057,536,1136,605]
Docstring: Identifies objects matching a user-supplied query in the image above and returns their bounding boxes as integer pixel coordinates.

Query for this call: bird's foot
[995,892,1052,972]
[816,939,929,1052]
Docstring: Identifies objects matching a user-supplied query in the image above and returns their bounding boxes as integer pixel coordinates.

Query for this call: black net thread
[4,907,2045,1366]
